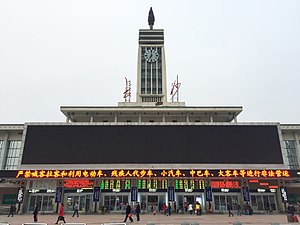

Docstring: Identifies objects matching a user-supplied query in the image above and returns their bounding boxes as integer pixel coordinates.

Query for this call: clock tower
[136,8,167,104]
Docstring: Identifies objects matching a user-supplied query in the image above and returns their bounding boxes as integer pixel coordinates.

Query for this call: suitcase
[294,215,299,222]
[287,214,294,222]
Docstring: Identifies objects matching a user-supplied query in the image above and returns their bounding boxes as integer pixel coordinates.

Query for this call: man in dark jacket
[33,203,39,222]
[123,202,133,222]
[227,202,234,217]
[287,203,296,215]
[7,204,15,217]
[135,202,141,221]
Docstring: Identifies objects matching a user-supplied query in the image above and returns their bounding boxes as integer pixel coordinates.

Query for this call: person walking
[287,203,296,223]
[72,201,79,217]
[236,203,242,216]
[123,202,133,223]
[55,203,66,224]
[166,205,170,216]
[287,203,296,216]
[7,204,15,217]
[188,203,193,215]
[184,202,188,213]
[163,203,167,215]
[135,202,141,221]
[33,203,39,222]
[153,205,156,215]
[168,203,172,216]
[195,202,201,215]
[248,203,253,215]
[227,202,234,217]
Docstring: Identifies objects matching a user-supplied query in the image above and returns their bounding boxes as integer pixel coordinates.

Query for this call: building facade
[1,9,300,215]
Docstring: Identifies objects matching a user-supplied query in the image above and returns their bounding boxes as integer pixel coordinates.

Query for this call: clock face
[144,49,159,63]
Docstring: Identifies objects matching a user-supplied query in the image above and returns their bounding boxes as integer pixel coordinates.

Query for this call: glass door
[28,194,55,212]
[66,195,79,212]
[250,194,277,212]
[140,194,165,213]
[66,194,93,212]
[42,195,55,211]
[177,194,196,213]
[148,195,158,212]
[213,194,239,213]
[103,194,128,212]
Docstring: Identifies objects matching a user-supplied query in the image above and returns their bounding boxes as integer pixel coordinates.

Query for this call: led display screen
[21,124,283,164]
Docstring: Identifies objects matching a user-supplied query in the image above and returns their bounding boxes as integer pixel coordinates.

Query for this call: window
[284,140,299,169]
[4,141,22,170]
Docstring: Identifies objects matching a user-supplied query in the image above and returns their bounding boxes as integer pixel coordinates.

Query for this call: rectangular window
[157,51,162,94]
[141,48,146,94]
[284,140,299,169]
[152,62,157,94]
[4,140,22,170]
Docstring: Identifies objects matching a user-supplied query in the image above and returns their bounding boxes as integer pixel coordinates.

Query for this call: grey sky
[0,0,299,124]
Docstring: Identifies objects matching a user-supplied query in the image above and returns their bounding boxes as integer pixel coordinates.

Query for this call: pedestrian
[173,201,177,213]
[287,203,296,223]
[236,203,242,216]
[72,201,79,217]
[123,202,133,223]
[163,203,167,215]
[287,203,296,216]
[265,202,270,213]
[55,203,66,224]
[227,202,234,217]
[153,205,156,215]
[188,203,193,215]
[168,203,172,216]
[297,201,300,216]
[195,202,201,215]
[184,202,188,213]
[135,202,141,221]
[248,203,253,215]
[7,204,15,217]
[159,201,162,213]
[208,201,212,214]
[243,202,248,215]
[166,205,170,216]
[33,203,39,222]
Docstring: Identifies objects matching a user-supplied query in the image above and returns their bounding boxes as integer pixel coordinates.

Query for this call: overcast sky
[0,0,299,124]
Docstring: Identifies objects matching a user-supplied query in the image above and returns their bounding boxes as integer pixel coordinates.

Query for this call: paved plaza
[0,213,298,225]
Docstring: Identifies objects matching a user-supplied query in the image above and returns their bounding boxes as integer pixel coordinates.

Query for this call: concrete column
[210,114,213,123]
[277,180,286,212]
[65,116,69,123]
[90,115,94,123]
[294,132,300,168]
[163,114,166,123]
[138,113,142,123]
[234,115,237,123]
[94,179,101,213]
[19,181,28,213]
[114,114,118,123]
[186,113,189,123]
[0,133,9,169]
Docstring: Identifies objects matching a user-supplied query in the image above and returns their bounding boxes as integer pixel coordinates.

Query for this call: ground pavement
[0,213,298,225]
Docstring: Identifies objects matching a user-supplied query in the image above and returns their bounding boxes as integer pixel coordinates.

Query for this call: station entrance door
[140,193,166,213]
[65,193,93,213]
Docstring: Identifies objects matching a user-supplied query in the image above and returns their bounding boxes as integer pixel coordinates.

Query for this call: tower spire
[148,7,155,30]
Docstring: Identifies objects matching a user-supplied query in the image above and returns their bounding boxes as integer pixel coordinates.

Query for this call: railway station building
[0,9,300,215]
